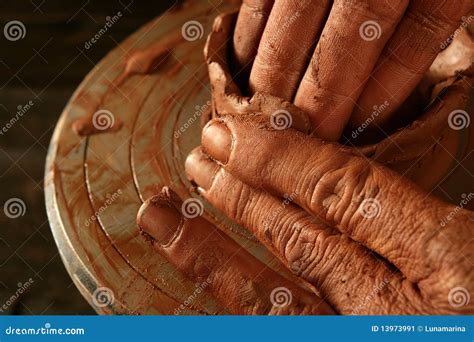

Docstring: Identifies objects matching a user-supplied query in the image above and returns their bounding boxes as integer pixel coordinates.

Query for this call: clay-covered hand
[232,0,472,140]
[172,116,472,315]
[138,187,335,315]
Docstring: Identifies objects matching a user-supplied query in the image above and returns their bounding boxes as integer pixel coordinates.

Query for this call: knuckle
[209,169,256,225]
[270,213,343,284]
[418,219,474,312]
[425,268,473,313]
[428,248,473,294]
[416,0,472,25]
[259,197,335,279]
[187,247,227,283]
[381,46,427,76]
[287,0,330,13]
[223,176,254,223]
[404,7,451,41]
[261,202,305,252]
[302,231,347,288]
[258,134,296,186]
[242,0,272,14]
[212,271,271,315]
[335,0,408,23]
[281,218,313,271]
[370,278,425,314]
[425,216,473,279]
[256,41,291,67]
[307,156,372,230]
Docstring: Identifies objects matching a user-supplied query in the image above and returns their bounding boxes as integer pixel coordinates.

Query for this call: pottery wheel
[44,0,299,315]
[45,1,474,315]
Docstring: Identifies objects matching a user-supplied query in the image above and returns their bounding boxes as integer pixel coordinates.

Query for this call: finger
[185,148,422,314]
[232,0,274,78]
[350,0,473,130]
[200,117,453,283]
[248,0,331,100]
[294,0,409,141]
[138,187,334,315]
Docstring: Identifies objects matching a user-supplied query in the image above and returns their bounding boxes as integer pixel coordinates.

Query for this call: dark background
[0,0,179,315]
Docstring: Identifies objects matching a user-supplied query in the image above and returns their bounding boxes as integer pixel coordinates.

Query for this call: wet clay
[205,11,474,190]
[72,29,185,137]
[72,114,124,136]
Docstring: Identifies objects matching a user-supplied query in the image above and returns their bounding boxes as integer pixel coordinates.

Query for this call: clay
[427,29,474,86]
[205,11,474,190]
[72,114,124,136]
[115,30,184,86]
[206,12,312,134]
[72,28,185,137]
[232,1,472,141]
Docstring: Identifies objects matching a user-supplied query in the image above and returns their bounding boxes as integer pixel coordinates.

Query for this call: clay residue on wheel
[72,28,186,137]
[115,29,184,86]
[72,114,124,137]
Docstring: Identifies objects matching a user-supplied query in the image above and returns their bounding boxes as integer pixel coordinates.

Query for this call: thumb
[199,116,471,284]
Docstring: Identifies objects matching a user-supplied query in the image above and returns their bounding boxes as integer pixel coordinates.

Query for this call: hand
[138,116,473,315]
[232,0,472,140]
[138,187,335,315]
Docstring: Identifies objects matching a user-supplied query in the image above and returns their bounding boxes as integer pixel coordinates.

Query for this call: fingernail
[202,120,232,164]
[185,147,220,191]
[137,197,183,247]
